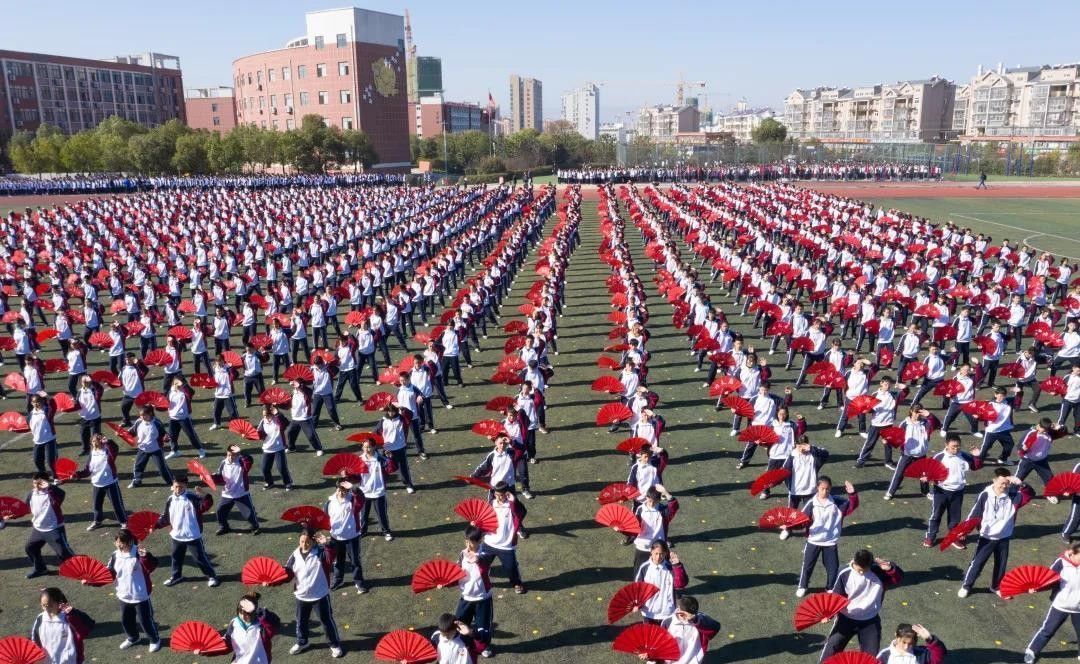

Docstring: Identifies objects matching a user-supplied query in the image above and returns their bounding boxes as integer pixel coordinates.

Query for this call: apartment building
[953,63,1080,142]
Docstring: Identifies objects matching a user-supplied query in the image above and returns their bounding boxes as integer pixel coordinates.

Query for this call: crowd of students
[556,162,942,184]
[0,172,406,197]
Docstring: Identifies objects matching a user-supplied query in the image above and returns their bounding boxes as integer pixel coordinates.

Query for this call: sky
[4,0,1080,125]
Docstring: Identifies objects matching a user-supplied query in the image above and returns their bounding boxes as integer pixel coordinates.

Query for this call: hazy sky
[4,0,1079,124]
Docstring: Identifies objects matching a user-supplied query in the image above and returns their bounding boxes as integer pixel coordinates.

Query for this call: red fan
[50,393,77,414]
[322,453,368,477]
[143,348,172,367]
[489,370,523,385]
[986,307,1010,320]
[1045,472,1080,498]
[738,425,780,446]
[961,400,997,421]
[186,459,218,491]
[596,403,634,426]
[346,431,385,448]
[900,361,928,382]
[879,346,895,368]
[933,325,958,344]
[595,503,640,536]
[453,476,494,491]
[793,592,849,631]
[790,337,816,353]
[0,496,30,519]
[344,310,369,327]
[411,559,467,593]
[914,304,940,318]
[454,498,499,533]
[722,395,755,418]
[240,556,289,587]
[364,392,396,412]
[124,321,145,337]
[823,652,879,664]
[377,367,400,384]
[0,411,29,433]
[999,565,1061,599]
[1041,376,1068,397]
[105,421,137,447]
[498,356,526,373]
[503,320,528,335]
[877,425,905,449]
[258,387,291,406]
[938,518,981,551]
[42,358,68,375]
[611,623,681,661]
[281,506,331,532]
[707,351,736,369]
[758,506,811,530]
[598,483,640,505]
[167,325,194,341]
[90,370,120,387]
[53,458,77,481]
[374,630,437,664]
[485,396,516,412]
[471,420,506,438]
[221,351,243,369]
[36,329,59,344]
[903,457,948,482]
[3,373,27,393]
[805,360,835,376]
[504,336,528,354]
[248,333,272,350]
[616,437,652,455]
[177,301,198,314]
[750,469,791,497]
[227,419,259,441]
[0,636,48,664]
[597,355,621,370]
[88,331,113,349]
[189,373,217,389]
[282,364,313,383]
[767,321,793,336]
[169,620,229,656]
[973,335,998,355]
[999,362,1025,379]
[607,582,661,623]
[846,395,880,417]
[709,376,742,398]
[134,391,169,410]
[812,371,847,390]
[933,380,964,398]
[58,555,113,586]
[591,375,624,394]
[126,511,159,541]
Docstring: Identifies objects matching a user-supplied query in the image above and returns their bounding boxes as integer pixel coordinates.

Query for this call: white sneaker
[729,430,737,437]
[883,493,893,501]
[834,430,842,438]
[795,587,806,598]
[385,533,394,541]
[197,449,206,459]
[148,641,161,653]
[119,639,137,650]
[315,450,324,457]
[859,433,868,439]
[702,383,709,388]
[330,646,344,658]
[972,432,983,438]
[957,587,969,598]
[816,404,824,411]
[164,451,179,460]
[406,487,415,494]
[1023,649,1036,664]
[208,577,220,587]
[289,643,310,655]
[779,529,790,541]
[1049,496,1060,504]
[208,424,219,431]
[940,431,947,438]
[445,404,453,410]
[758,492,768,500]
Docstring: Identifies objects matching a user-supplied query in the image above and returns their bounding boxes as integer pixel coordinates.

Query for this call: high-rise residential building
[952,63,1080,143]
[783,76,955,143]
[561,82,599,139]
[184,87,236,132]
[0,49,184,140]
[509,75,542,132]
[232,7,411,170]
[636,104,700,141]
[416,57,443,98]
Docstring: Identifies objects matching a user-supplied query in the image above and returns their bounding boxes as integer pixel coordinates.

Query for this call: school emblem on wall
[372,57,398,98]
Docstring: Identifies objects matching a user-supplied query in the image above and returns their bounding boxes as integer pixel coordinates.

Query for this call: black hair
[676,595,699,614]
[438,613,457,634]
[465,527,483,544]
[115,528,136,547]
[993,467,1012,478]
[493,481,510,494]
[40,587,67,605]
[31,471,51,482]
[852,549,874,568]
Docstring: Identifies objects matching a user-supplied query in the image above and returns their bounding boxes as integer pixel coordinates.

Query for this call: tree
[28,124,66,173]
[588,135,617,166]
[172,132,210,174]
[59,131,102,172]
[127,129,175,174]
[8,131,41,173]
[502,129,545,170]
[97,132,133,172]
[342,130,378,171]
[627,134,657,166]
[208,129,245,173]
[751,117,787,143]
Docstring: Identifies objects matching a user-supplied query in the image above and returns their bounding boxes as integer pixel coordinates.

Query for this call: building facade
[783,76,955,143]
[952,63,1080,143]
[0,49,184,140]
[636,105,700,141]
[560,82,599,139]
[232,7,411,170]
[184,87,236,132]
[410,95,489,137]
[509,75,542,132]
[703,107,776,142]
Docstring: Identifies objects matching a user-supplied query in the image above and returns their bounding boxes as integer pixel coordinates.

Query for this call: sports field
[0,184,1077,664]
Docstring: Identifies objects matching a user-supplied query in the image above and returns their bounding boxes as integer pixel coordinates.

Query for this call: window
[256,70,263,84]
[336,33,347,48]
[213,116,221,126]
[314,35,324,50]
[269,94,276,107]
[268,68,276,82]
[342,117,353,130]
[272,120,279,129]
[297,65,306,79]
[318,91,329,105]
[340,90,351,104]
[316,63,326,78]
[282,67,290,81]
[284,93,293,107]
[211,103,218,112]
[285,118,295,130]
[338,61,349,76]
[299,91,309,106]
[322,116,330,127]
[258,96,264,109]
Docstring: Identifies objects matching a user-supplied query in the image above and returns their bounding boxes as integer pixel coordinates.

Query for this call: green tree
[128,129,174,174]
[208,128,246,173]
[627,134,657,166]
[503,129,545,170]
[7,131,41,173]
[172,131,210,174]
[59,131,102,172]
[29,124,67,172]
[342,130,378,171]
[97,132,133,172]
[474,155,505,174]
[751,117,787,143]
[588,135,617,165]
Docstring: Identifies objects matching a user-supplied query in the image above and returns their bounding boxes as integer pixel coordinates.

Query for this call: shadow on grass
[684,570,800,595]
[495,624,618,654]
[527,565,631,591]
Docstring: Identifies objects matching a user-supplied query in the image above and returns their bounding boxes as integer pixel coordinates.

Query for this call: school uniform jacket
[634,559,690,620]
[1049,552,1080,613]
[212,455,254,499]
[30,609,95,664]
[75,441,120,487]
[284,544,334,602]
[108,546,158,603]
[224,609,281,664]
[831,562,902,620]
[27,485,66,531]
[155,491,213,542]
[325,488,364,541]
[967,483,1035,540]
[876,636,947,664]
[658,612,722,664]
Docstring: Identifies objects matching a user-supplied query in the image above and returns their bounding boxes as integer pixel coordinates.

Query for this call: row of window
[3,61,174,89]
[238,89,353,111]
[242,115,354,131]
[238,61,351,89]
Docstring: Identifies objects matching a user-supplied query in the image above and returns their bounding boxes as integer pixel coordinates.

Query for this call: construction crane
[404,9,416,59]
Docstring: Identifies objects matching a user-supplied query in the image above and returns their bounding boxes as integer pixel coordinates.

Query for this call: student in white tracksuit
[324,479,367,593]
[958,468,1035,597]
[883,407,934,500]
[30,586,95,664]
[659,595,721,664]
[283,526,343,658]
[224,592,281,664]
[108,529,161,652]
[819,549,903,661]
[633,540,689,622]
[790,476,858,596]
[1025,542,1080,663]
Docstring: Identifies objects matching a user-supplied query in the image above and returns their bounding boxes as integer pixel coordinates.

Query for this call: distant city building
[232,7,411,170]
[509,75,542,132]
[953,63,1080,143]
[416,57,443,98]
[599,122,628,144]
[561,82,599,139]
[184,87,236,132]
[783,76,955,143]
[0,49,184,140]
[703,106,776,142]
[636,104,700,141]
[410,95,489,137]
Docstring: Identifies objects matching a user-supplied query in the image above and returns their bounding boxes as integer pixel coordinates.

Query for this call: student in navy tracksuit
[286,382,323,454]
[634,540,689,624]
[659,595,722,664]
[74,434,127,530]
[224,592,281,664]
[375,404,414,493]
[76,375,104,456]
[25,472,76,578]
[819,549,903,661]
[28,394,59,475]
[109,529,161,652]
[324,478,367,593]
[958,467,1035,597]
[472,434,531,500]
[127,406,174,488]
[479,482,528,594]
[781,436,830,510]
[924,434,982,548]
[787,476,858,596]
[212,445,260,535]
[1024,541,1080,663]
[1015,418,1065,496]
[30,586,95,664]
[283,526,344,658]
[155,474,219,587]
[877,623,947,664]
[457,527,494,657]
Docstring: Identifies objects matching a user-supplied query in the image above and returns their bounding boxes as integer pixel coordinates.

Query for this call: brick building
[409,96,489,138]
[184,87,236,132]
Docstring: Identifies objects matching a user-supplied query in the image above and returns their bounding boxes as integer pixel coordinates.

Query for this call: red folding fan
[346,432,385,448]
[903,457,948,482]
[503,336,528,354]
[900,361,928,383]
[960,400,997,421]
[411,559,467,593]
[611,623,681,661]
[489,370,523,385]
[90,370,121,387]
[794,592,849,631]
[999,565,1061,599]
[126,511,159,541]
[598,483,640,505]
[322,453,368,477]
[53,458,77,481]
[167,325,194,341]
[143,348,172,367]
[228,419,259,441]
[596,403,634,426]
[722,395,755,418]
[104,421,136,447]
[169,620,229,655]
[3,373,27,393]
[939,518,981,551]
[597,355,621,370]
[134,391,169,410]
[591,375,624,394]
[616,437,651,455]
[362,392,394,412]
[36,329,59,344]
[933,380,964,398]
[879,346,895,367]
[377,367,400,385]
[823,652,879,664]
[1041,376,1068,397]
[0,636,48,664]
[280,506,331,532]
[42,358,68,375]
[0,496,30,520]
[0,411,29,433]
[454,498,499,533]
[878,426,906,448]
[240,556,289,587]
[471,420,506,438]
[758,506,811,530]
[248,333,272,350]
[805,360,834,376]
[999,362,1026,379]
[1045,472,1080,498]
[709,376,742,398]
[503,320,528,335]
[813,372,848,390]
[498,356,526,373]
[188,373,217,389]
[789,337,816,353]
[750,469,791,497]
[607,582,660,623]
[87,331,113,349]
[485,396,516,412]
[595,503,640,536]
[258,387,291,406]
[453,476,494,491]
[59,555,113,586]
[282,364,313,383]
[186,460,217,491]
[845,395,880,417]
[374,629,438,664]
[738,425,780,446]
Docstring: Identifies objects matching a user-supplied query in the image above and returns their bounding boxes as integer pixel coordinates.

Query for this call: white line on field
[0,432,28,451]
[950,213,1080,244]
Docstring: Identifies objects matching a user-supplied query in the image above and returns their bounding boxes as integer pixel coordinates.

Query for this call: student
[1024,541,1080,663]
[790,477,858,597]
[286,381,324,455]
[471,434,530,499]
[925,434,983,548]
[108,529,161,653]
[155,474,219,587]
[165,376,205,459]
[659,595,722,664]
[222,592,281,662]
[1057,365,1080,435]
[939,363,979,437]
[1015,418,1063,497]
[74,433,127,530]
[30,587,95,664]
[479,482,528,594]
[978,386,1019,465]
[631,487,679,569]
[311,356,343,431]
[430,613,479,664]
[375,403,414,493]
[782,436,830,511]
[633,540,688,623]
[854,375,900,468]
[958,468,1035,598]
[209,356,240,430]
[324,478,367,593]
[395,372,427,456]
[356,439,395,541]
[257,404,293,490]
[212,444,260,535]
[241,342,266,408]
[76,374,103,456]
[457,528,494,658]
[758,407,799,499]
[876,623,947,664]
[119,352,147,426]
[127,405,174,488]
[819,549,903,660]
[883,406,935,500]
[283,526,344,658]
[25,472,76,579]
[28,393,58,475]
